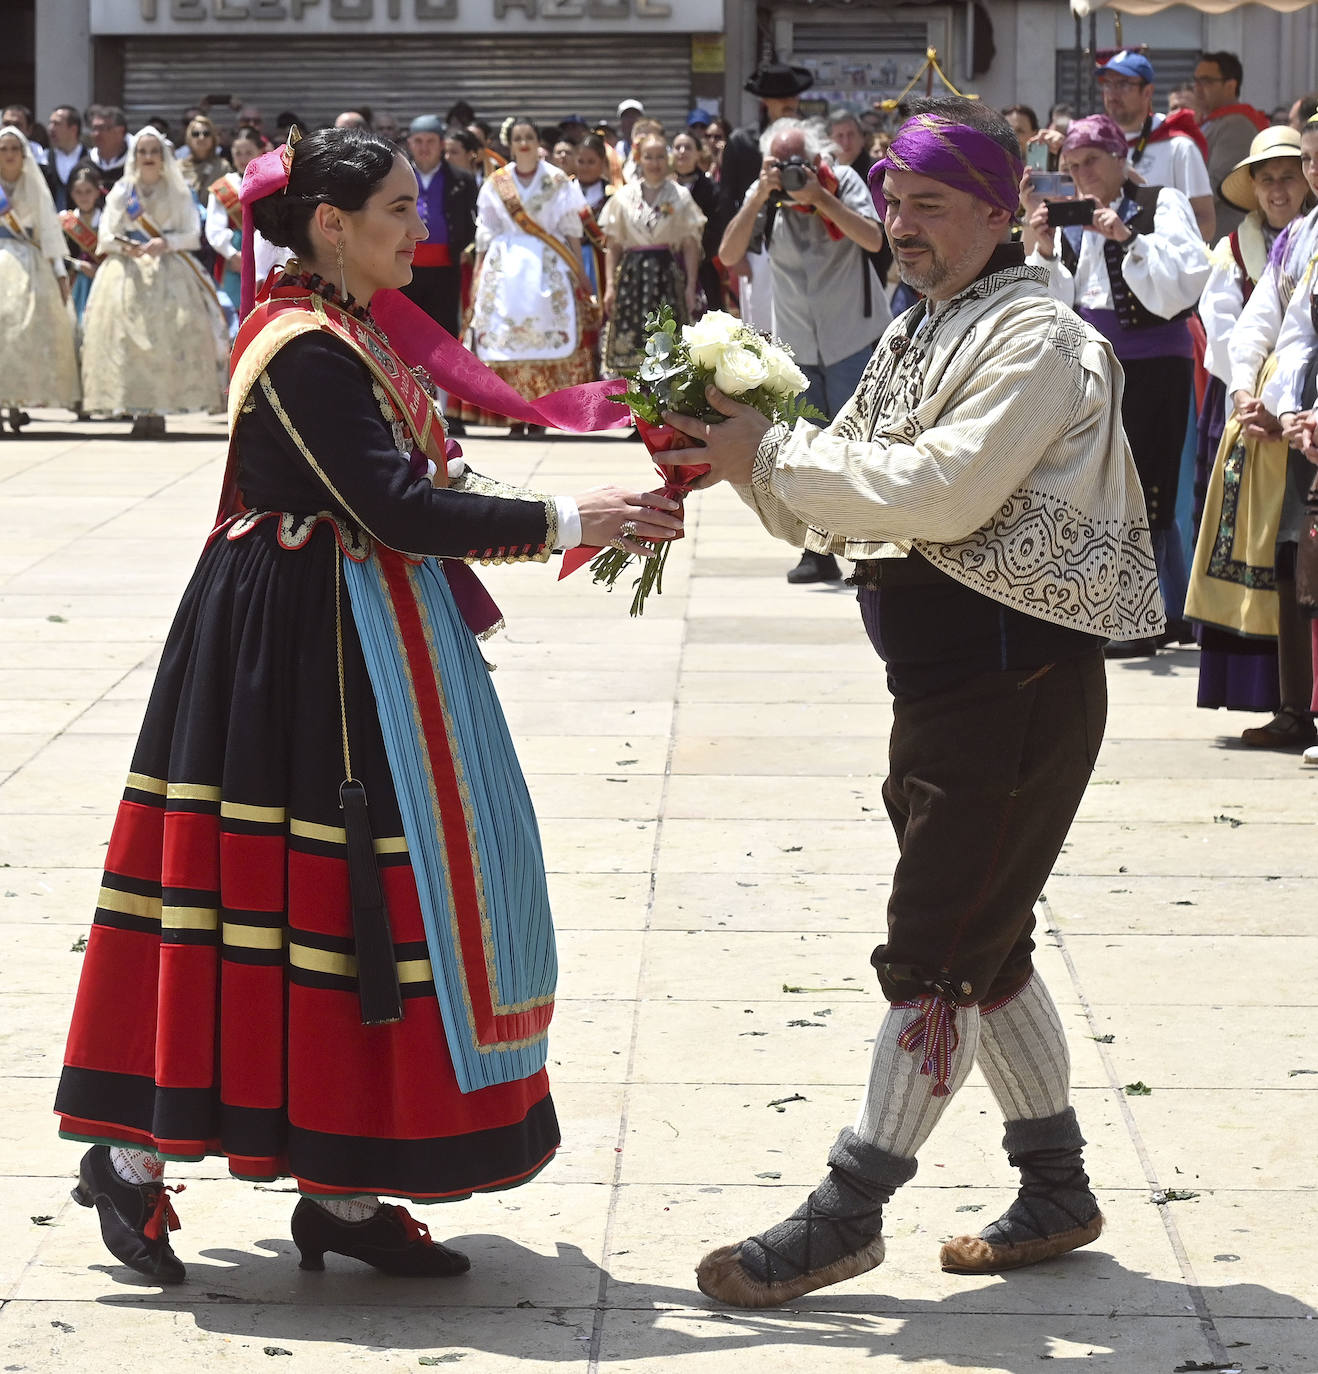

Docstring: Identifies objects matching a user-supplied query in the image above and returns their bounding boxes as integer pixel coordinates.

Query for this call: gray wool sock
[740,1129,918,1284]
[980,1106,1099,1246]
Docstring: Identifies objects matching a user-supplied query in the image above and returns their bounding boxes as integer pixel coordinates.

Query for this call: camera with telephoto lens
[776,155,810,193]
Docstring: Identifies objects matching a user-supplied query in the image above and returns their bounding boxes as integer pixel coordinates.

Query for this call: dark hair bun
[249,126,398,259]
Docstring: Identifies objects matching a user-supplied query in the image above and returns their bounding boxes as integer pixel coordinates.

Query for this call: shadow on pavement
[87,1236,1314,1371]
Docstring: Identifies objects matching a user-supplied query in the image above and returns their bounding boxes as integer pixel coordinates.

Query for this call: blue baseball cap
[560,113,589,127]
[408,115,445,136]
[1097,50,1155,84]
[687,109,713,127]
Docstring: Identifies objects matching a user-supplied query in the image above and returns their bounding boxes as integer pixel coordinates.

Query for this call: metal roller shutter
[121,33,693,133]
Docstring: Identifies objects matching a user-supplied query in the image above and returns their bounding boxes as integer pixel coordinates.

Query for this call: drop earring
[336,238,347,301]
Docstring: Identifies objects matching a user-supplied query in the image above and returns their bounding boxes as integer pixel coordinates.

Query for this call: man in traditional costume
[401,114,477,344]
[666,96,1162,1309]
[1025,113,1210,657]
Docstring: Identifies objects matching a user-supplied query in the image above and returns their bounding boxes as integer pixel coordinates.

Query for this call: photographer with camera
[1024,113,1209,656]
[719,116,887,583]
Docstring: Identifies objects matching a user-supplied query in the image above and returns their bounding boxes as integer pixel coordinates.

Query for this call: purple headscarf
[1059,114,1128,161]
[868,113,1023,219]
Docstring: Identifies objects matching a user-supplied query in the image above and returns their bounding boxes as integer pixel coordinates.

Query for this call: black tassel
[340,779,403,1025]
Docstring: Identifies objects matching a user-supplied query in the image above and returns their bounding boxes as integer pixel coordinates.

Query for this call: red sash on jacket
[210,175,242,231]
[217,281,444,528]
[59,210,99,258]
[1141,108,1209,162]
[1204,103,1270,134]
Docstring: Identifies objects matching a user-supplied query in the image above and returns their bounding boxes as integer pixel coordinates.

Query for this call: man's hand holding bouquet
[563,306,823,614]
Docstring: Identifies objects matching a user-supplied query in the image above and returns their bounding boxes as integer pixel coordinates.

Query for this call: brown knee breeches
[872,652,1107,1008]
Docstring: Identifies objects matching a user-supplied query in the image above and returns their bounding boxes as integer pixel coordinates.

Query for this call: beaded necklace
[280,267,375,326]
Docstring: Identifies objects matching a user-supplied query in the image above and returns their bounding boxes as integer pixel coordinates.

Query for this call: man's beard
[892,234,986,295]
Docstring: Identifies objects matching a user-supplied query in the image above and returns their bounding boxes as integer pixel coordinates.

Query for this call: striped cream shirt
[737,262,1164,643]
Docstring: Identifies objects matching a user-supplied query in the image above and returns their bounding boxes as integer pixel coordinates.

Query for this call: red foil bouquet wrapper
[558,418,710,616]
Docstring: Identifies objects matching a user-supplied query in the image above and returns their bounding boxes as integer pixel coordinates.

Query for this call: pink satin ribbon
[370,290,631,431]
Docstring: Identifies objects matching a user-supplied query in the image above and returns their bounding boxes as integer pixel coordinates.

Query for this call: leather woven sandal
[940,1211,1104,1275]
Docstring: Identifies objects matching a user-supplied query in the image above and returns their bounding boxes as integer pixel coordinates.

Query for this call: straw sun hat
[1221,125,1304,211]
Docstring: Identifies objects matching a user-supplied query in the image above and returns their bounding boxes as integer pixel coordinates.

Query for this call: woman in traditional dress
[0,124,78,433]
[61,166,105,332]
[55,126,682,1287]
[598,133,705,379]
[177,114,232,203]
[80,127,228,438]
[204,125,264,318]
[470,117,595,437]
[1189,126,1313,733]
[671,130,721,315]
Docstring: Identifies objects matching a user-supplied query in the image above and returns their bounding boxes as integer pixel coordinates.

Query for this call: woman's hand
[1026,197,1056,259]
[1233,391,1283,440]
[1280,410,1309,447]
[575,485,683,555]
[602,285,616,318]
[1086,206,1132,243]
[142,236,167,257]
[684,284,699,317]
[1029,128,1065,158]
[57,275,71,306]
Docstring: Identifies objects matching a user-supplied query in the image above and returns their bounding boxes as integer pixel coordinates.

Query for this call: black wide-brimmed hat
[745,62,815,98]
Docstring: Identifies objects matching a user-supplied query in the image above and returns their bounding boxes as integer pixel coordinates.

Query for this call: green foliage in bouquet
[616,305,826,429]
[593,306,825,616]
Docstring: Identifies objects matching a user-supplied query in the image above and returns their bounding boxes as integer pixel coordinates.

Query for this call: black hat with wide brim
[745,62,815,98]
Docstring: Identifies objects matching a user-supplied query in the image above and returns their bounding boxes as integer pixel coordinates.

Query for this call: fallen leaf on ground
[1124,1081,1152,1095]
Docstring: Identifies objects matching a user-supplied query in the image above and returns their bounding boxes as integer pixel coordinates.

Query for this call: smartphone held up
[1045,198,1097,227]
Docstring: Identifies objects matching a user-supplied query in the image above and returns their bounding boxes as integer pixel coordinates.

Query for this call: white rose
[681,311,742,370]
[713,344,770,396]
[761,343,809,397]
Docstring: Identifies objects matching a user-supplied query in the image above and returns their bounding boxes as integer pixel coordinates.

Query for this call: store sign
[89,0,715,30]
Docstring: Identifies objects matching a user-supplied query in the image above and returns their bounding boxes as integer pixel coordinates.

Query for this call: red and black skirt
[55,518,559,1201]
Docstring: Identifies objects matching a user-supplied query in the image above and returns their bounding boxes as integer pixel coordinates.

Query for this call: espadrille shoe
[940,1210,1104,1274]
[940,1110,1103,1275]
[695,1130,917,1308]
[696,1233,886,1307]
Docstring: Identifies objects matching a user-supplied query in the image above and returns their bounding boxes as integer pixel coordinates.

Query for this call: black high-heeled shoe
[72,1145,186,1284]
[290,1197,471,1277]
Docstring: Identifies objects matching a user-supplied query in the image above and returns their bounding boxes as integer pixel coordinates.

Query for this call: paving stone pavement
[1,413,1316,1374]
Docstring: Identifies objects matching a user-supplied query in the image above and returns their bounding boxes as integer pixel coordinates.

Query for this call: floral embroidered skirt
[601,247,689,380]
[483,349,595,407]
[54,518,559,1201]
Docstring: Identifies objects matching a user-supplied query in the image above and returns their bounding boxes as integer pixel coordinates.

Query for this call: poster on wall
[795,50,931,118]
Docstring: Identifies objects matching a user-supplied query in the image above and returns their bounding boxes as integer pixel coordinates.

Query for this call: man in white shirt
[86,104,129,190]
[1098,49,1215,240]
[43,105,91,211]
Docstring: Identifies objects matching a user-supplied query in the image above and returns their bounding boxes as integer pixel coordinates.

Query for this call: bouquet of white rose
[560,307,823,615]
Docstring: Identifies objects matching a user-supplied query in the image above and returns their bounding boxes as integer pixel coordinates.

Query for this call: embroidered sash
[491,167,600,326]
[218,284,446,530]
[0,187,30,243]
[210,174,242,231]
[59,210,99,258]
[344,547,555,1092]
[133,204,224,304]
